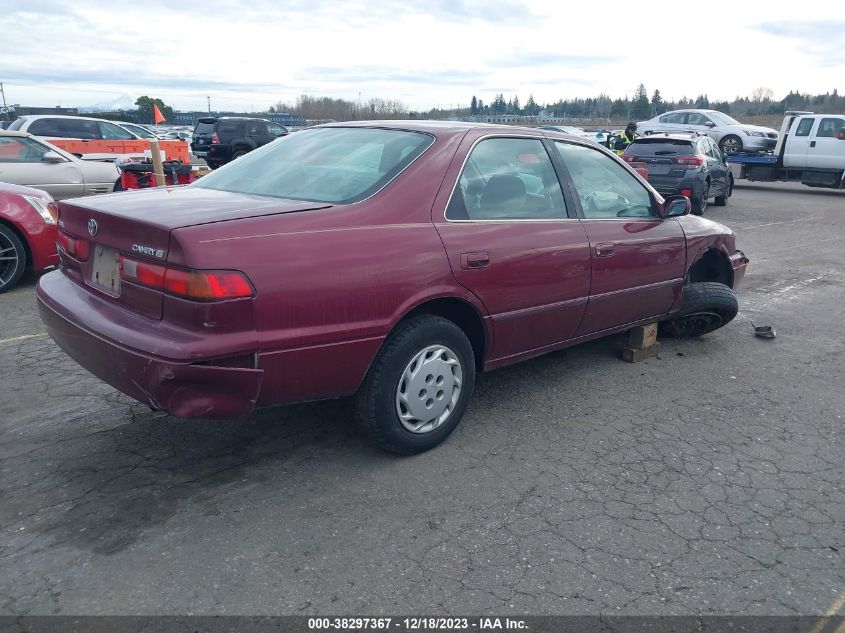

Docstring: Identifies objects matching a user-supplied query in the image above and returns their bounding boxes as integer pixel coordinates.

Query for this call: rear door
[552,141,686,335]
[704,138,729,194]
[432,132,591,361]
[807,116,845,169]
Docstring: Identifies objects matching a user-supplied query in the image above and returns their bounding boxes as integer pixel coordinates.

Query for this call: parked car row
[34,121,748,455]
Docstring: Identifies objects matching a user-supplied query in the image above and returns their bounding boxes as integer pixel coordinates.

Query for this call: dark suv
[191,117,288,168]
[622,133,733,214]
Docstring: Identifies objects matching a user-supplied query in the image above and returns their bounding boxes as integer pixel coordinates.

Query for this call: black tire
[230,149,248,160]
[354,314,476,454]
[660,282,738,339]
[719,135,743,154]
[206,161,221,170]
[715,176,732,206]
[692,182,709,215]
[0,224,27,294]
[112,177,123,192]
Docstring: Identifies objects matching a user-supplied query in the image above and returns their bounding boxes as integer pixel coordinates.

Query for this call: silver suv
[637,109,778,154]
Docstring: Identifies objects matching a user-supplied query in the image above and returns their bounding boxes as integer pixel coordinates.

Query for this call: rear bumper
[648,175,705,198]
[730,249,749,288]
[37,271,263,419]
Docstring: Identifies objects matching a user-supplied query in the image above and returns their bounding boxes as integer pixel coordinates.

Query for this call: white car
[537,125,608,145]
[638,109,779,154]
[0,130,120,199]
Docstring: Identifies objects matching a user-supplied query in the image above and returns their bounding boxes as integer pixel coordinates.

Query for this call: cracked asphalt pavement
[1,182,843,616]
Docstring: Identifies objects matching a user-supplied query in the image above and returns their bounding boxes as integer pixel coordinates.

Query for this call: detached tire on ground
[660,282,738,338]
[354,314,476,454]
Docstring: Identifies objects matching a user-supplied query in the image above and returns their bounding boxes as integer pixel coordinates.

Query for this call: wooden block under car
[628,323,658,349]
[622,341,661,363]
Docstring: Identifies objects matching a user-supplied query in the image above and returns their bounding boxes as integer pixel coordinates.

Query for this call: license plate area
[88,245,121,296]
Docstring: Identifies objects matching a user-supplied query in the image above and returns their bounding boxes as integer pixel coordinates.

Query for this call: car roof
[633,133,699,143]
[316,119,581,141]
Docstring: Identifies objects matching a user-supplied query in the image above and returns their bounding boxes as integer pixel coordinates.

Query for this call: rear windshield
[194,121,215,135]
[193,127,434,204]
[628,139,694,156]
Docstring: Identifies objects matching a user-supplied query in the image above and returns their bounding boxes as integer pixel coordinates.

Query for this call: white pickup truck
[728,111,845,189]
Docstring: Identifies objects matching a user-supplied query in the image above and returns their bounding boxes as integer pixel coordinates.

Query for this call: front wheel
[660,282,738,338]
[0,224,27,294]
[715,176,732,206]
[354,314,476,454]
[720,135,743,154]
[692,182,709,215]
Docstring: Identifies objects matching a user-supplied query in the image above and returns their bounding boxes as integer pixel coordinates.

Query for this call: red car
[37,122,748,453]
[0,182,59,292]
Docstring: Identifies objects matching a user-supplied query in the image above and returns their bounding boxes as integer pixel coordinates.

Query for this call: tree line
[466,85,845,120]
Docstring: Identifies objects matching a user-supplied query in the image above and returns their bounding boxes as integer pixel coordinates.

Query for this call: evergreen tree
[526,94,537,116]
[470,96,478,115]
[512,95,521,115]
[631,84,650,119]
[651,89,664,115]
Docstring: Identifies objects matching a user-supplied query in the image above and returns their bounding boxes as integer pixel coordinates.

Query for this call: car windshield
[707,112,740,126]
[193,127,434,204]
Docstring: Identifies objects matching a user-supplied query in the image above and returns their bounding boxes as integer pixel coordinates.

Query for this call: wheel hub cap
[395,345,463,434]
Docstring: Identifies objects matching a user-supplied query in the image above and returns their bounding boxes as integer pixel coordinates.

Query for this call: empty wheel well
[687,249,732,288]
[0,219,32,269]
[404,298,487,369]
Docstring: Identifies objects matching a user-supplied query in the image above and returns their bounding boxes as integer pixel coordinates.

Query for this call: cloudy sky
[1,0,843,112]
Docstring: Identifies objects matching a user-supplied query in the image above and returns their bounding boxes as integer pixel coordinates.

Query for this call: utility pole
[0,83,9,121]
[207,96,211,113]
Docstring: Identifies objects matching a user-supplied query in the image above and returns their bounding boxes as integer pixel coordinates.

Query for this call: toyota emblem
[87,219,98,237]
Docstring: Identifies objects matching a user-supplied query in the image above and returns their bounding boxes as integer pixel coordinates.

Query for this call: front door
[0,136,85,199]
[551,141,687,336]
[432,133,592,361]
[808,116,845,170]
[788,117,816,169]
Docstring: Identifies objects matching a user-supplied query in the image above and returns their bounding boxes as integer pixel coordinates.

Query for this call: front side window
[100,122,135,140]
[62,119,101,140]
[554,142,658,219]
[687,113,713,126]
[193,127,433,204]
[795,118,814,137]
[816,117,845,138]
[0,136,52,162]
[446,137,567,220]
[267,123,287,137]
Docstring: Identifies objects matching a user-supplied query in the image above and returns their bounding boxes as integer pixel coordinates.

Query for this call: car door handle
[810,141,816,148]
[595,242,615,257]
[461,252,489,269]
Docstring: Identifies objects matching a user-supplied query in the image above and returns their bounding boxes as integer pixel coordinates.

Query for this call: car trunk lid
[57,187,332,319]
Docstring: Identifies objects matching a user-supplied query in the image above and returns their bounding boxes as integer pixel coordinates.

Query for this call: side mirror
[41,151,65,163]
[664,195,691,217]
[705,121,716,128]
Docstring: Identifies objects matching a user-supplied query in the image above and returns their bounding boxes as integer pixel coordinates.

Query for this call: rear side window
[446,137,567,220]
[663,113,685,124]
[194,127,434,204]
[57,119,101,140]
[216,121,243,138]
[28,118,65,137]
[795,118,814,137]
[627,140,694,156]
[816,118,845,138]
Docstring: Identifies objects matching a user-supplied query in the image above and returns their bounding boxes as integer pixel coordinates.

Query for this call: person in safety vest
[614,122,638,155]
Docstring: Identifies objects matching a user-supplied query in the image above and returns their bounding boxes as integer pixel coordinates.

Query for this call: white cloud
[1,0,842,112]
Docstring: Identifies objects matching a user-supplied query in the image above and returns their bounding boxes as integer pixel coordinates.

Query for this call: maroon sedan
[1,182,59,292]
[37,122,747,453]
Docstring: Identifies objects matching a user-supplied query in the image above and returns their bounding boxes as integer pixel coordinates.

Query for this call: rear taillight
[211,132,220,144]
[119,255,254,301]
[621,154,637,162]
[57,231,90,261]
[675,156,705,167]
[681,188,693,197]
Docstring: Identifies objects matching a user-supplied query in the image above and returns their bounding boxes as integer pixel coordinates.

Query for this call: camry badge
[87,219,98,237]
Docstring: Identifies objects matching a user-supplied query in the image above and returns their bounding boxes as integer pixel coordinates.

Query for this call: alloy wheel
[0,232,21,290]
